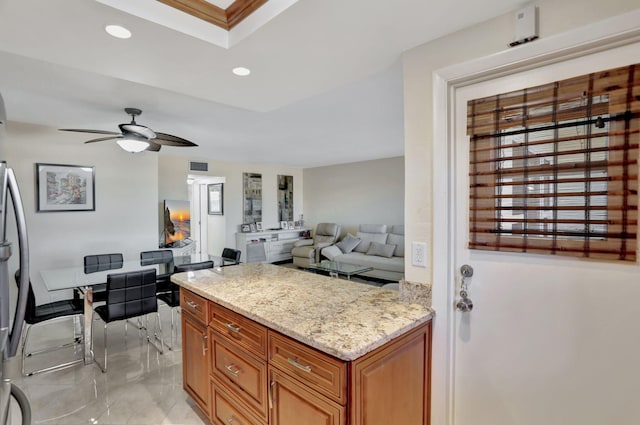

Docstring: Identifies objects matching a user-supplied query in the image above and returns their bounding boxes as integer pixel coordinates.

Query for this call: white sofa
[321,224,404,282]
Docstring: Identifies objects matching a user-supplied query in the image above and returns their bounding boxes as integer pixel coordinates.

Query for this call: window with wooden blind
[466,64,639,261]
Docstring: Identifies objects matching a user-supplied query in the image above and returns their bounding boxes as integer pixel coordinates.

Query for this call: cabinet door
[351,322,431,425]
[270,367,345,425]
[182,314,210,418]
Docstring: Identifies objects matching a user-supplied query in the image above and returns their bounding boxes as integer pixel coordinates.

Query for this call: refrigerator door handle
[6,167,29,358]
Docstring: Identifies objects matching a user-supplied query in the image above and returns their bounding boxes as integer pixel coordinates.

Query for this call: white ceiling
[0,0,527,167]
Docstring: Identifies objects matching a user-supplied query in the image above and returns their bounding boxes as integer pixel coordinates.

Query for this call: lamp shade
[117,138,149,153]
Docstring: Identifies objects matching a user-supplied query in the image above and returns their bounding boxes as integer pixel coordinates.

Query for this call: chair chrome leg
[21,324,31,377]
[22,315,85,377]
[146,313,164,355]
[92,321,107,373]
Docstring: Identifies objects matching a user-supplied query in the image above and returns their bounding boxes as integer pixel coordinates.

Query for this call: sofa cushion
[354,231,388,253]
[387,233,404,257]
[390,225,404,235]
[336,233,361,253]
[359,224,387,234]
[366,242,396,258]
[336,252,404,273]
[291,245,315,260]
[321,245,342,260]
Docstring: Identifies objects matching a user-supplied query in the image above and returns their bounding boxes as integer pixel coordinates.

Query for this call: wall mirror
[243,172,262,224]
[277,175,293,222]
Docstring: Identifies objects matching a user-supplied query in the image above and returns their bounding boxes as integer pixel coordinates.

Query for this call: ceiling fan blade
[154,132,198,147]
[60,128,121,135]
[119,123,155,139]
[84,135,123,144]
[145,141,162,152]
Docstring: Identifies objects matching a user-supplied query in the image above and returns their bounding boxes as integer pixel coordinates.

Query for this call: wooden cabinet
[181,290,211,418]
[269,367,345,425]
[350,324,432,425]
[180,288,432,425]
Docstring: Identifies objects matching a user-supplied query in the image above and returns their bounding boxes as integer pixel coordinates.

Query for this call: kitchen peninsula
[171,263,433,425]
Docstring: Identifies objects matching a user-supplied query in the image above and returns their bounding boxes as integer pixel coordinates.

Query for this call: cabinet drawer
[211,381,265,425]
[209,303,267,359]
[211,330,268,420]
[269,241,295,255]
[181,289,208,325]
[268,331,347,405]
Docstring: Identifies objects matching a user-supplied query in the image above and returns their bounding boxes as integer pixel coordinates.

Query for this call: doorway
[188,175,225,257]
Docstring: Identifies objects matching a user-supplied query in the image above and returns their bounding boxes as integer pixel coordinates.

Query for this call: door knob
[456,265,474,312]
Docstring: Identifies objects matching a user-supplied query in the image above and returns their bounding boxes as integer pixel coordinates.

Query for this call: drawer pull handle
[224,364,240,377]
[287,357,312,373]
[225,322,241,333]
[226,416,242,425]
[186,300,198,310]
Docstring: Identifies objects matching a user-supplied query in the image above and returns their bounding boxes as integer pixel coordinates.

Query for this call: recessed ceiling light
[105,25,132,39]
[232,67,251,77]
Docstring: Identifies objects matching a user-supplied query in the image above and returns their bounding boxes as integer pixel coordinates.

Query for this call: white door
[447,44,640,424]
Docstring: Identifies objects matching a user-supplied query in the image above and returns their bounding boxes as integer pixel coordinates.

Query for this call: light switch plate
[412,241,427,268]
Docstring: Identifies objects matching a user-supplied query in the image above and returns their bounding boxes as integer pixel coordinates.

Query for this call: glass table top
[307,260,373,277]
[40,254,237,292]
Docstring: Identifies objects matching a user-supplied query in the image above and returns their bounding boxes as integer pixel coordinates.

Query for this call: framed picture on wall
[36,163,95,212]
[208,183,223,215]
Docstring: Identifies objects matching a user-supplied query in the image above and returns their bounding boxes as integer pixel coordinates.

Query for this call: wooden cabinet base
[181,288,432,424]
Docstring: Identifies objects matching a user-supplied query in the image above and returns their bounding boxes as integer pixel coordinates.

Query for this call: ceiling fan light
[117,138,149,153]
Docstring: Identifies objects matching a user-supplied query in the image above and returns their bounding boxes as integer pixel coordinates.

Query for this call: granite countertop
[171,263,433,361]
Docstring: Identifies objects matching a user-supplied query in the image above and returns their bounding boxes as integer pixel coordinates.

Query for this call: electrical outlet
[412,241,427,267]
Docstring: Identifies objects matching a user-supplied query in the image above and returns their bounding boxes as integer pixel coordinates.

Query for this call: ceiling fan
[60,107,198,153]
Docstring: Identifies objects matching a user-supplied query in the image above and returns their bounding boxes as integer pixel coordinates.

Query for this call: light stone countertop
[171,263,433,361]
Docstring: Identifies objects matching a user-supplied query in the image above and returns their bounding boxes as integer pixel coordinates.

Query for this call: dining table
[39,254,237,365]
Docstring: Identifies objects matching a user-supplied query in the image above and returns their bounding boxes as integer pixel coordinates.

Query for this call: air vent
[189,161,208,172]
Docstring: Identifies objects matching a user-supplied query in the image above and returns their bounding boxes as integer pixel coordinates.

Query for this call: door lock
[456,265,474,312]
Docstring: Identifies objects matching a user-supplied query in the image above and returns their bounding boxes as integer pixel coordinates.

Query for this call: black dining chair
[221,247,241,265]
[140,249,174,293]
[157,260,214,350]
[83,253,124,303]
[92,269,163,372]
[15,270,84,376]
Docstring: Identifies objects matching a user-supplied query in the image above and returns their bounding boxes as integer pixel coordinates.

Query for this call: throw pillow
[336,233,361,253]
[387,233,404,257]
[366,242,396,258]
[354,231,388,253]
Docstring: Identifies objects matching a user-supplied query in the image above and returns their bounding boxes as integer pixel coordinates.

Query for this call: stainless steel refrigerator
[0,93,32,424]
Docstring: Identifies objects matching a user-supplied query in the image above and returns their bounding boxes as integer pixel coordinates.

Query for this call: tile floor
[5,307,208,425]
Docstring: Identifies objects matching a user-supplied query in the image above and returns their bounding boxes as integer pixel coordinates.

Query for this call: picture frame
[208,183,223,215]
[280,221,288,229]
[288,221,294,230]
[36,163,95,212]
[250,223,257,232]
[241,224,251,233]
[256,222,263,231]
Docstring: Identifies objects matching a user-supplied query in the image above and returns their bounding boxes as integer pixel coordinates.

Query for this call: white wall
[302,156,404,235]
[402,0,640,283]
[158,155,304,251]
[4,121,158,302]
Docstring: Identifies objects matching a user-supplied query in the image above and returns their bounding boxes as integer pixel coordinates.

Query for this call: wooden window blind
[466,64,639,261]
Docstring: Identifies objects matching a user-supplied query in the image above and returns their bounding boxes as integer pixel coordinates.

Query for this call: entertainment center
[236,228,310,263]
